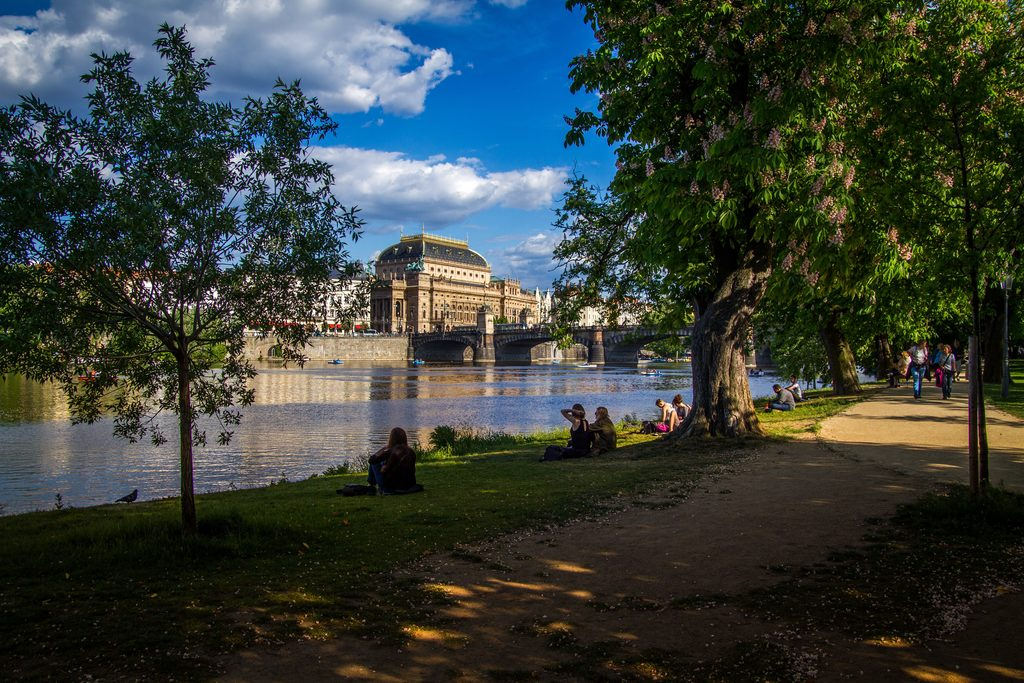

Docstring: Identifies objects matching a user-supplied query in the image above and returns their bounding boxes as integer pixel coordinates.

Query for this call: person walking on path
[937,343,957,399]
[908,341,929,399]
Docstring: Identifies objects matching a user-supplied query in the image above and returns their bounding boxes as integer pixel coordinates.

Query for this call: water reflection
[0,362,783,515]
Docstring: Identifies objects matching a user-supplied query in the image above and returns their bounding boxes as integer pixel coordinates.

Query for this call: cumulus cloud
[489,232,562,290]
[0,1,467,114]
[315,146,566,226]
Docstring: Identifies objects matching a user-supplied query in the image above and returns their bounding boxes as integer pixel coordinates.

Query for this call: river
[0,362,784,515]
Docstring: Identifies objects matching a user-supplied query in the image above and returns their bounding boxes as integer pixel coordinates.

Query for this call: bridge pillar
[589,329,606,365]
[474,341,495,364]
[406,333,415,361]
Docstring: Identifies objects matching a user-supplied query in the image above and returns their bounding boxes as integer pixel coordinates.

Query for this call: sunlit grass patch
[757,383,887,437]
[987,359,1024,420]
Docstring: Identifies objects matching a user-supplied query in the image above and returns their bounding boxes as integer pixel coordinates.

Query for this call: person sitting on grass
[765,384,796,412]
[368,427,417,493]
[542,404,595,460]
[784,375,804,402]
[590,406,617,454]
[671,394,691,425]
[656,398,679,432]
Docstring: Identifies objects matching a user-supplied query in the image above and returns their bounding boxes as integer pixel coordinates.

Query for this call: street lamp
[1002,275,1014,399]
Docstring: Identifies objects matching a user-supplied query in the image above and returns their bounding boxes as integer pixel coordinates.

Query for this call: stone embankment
[243,335,409,362]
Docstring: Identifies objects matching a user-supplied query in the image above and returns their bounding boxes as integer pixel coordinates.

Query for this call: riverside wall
[244,336,409,362]
[243,336,589,363]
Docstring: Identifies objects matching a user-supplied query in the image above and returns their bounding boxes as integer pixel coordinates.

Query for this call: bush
[429,425,459,451]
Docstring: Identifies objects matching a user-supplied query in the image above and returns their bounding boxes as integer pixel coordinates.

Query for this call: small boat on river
[639,369,661,376]
[327,359,344,365]
[411,359,425,366]
[575,363,597,369]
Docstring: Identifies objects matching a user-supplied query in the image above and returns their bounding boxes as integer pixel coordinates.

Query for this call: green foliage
[424,424,557,460]
[645,336,688,361]
[987,359,1024,420]
[0,26,362,529]
[862,2,1024,329]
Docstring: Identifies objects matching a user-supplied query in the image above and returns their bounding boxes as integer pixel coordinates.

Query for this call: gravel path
[221,383,1024,681]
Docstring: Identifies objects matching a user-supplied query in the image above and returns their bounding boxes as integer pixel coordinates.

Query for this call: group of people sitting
[358,374,814,487]
[541,403,618,461]
[643,394,690,433]
[765,375,804,412]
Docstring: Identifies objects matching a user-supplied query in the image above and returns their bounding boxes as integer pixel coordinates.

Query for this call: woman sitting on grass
[368,427,417,493]
[591,406,617,454]
[671,394,690,425]
[656,398,679,432]
[542,404,594,460]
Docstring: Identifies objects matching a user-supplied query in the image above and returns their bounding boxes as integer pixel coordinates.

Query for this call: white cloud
[315,146,566,226]
[0,1,468,114]
[490,0,530,7]
[490,232,561,289]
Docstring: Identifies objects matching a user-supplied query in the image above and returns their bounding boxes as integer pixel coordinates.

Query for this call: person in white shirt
[907,341,929,399]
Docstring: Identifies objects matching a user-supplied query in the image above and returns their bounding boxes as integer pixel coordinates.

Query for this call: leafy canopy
[0,26,361,468]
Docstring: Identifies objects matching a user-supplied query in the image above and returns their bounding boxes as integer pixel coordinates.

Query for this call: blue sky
[0,1,615,290]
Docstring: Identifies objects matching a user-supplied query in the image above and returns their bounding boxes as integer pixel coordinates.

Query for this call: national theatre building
[370,233,539,334]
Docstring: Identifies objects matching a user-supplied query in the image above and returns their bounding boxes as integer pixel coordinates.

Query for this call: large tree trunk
[875,334,893,380]
[982,284,1003,384]
[177,352,197,534]
[821,309,861,395]
[681,257,771,437]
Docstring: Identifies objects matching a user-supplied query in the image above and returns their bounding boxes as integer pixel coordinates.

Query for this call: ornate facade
[370,233,539,333]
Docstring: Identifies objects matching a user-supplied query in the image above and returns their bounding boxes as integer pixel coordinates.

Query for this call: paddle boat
[327,359,344,365]
[639,369,661,377]
[411,359,426,366]
[575,362,598,368]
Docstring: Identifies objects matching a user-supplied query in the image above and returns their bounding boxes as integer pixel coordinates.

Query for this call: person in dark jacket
[368,427,417,493]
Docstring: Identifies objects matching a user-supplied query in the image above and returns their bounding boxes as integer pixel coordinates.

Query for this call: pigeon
[115,489,138,503]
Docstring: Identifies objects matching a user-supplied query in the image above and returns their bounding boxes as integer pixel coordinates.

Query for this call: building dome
[377,234,488,270]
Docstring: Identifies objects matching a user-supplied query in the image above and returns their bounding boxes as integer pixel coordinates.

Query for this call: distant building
[371,232,539,333]
[325,271,372,332]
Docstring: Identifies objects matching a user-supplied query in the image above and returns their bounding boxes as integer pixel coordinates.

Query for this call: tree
[561,2,889,435]
[0,26,363,532]
[867,2,1024,492]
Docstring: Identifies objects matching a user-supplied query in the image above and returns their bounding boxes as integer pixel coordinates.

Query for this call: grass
[986,358,1024,420]
[746,483,1024,643]
[755,382,888,436]
[0,391,869,680]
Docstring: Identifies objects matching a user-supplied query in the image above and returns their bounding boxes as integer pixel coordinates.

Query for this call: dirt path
[222,384,1024,681]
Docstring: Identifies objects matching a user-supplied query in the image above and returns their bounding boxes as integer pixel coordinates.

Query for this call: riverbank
[4,386,1024,680]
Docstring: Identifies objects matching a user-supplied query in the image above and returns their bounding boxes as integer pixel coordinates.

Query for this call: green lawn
[986,359,1024,420]
[0,394,867,680]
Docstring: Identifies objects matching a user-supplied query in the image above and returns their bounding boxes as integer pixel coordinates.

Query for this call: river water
[0,362,783,515]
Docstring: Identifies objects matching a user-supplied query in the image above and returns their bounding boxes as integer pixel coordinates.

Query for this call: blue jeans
[910,364,926,398]
[368,462,387,492]
[770,402,793,411]
[941,368,953,398]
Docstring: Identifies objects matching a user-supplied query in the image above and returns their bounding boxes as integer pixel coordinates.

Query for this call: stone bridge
[410,325,692,365]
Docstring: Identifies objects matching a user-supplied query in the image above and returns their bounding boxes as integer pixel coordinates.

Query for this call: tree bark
[982,284,1003,384]
[177,351,197,534]
[820,310,861,395]
[968,335,980,494]
[681,256,771,438]
[875,334,893,381]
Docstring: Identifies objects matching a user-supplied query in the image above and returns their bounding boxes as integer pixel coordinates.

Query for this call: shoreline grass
[986,359,1024,420]
[0,390,871,679]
